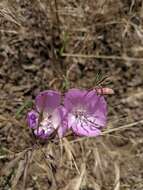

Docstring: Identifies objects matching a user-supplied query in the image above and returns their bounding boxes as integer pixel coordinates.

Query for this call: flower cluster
[27,89,107,139]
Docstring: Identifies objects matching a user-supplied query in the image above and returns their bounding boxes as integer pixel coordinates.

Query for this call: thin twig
[62,53,143,62]
[54,0,61,34]
[69,119,143,143]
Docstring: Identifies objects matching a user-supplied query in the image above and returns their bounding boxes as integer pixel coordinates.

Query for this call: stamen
[73,108,102,134]
[38,116,55,135]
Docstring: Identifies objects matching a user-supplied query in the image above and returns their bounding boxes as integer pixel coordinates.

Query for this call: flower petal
[34,127,54,139]
[64,88,88,111]
[34,127,44,136]
[84,90,107,127]
[51,106,68,138]
[33,106,68,139]
[67,113,77,129]
[27,110,39,129]
[35,90,61,114]
[71,116,101,137]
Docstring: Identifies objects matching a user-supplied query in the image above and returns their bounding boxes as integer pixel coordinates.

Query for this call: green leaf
[15,100,33,119]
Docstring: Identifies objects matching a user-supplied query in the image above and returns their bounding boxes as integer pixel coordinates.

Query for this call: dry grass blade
[34,158,57,189]
[89,176,101,190]
[1,149,29,176]
[22,150,34,190]
[94,147,105,181]
[36,0,48,16]
[121,91,143,103]
[63,138,80,174]
[73,163,86,190]
[0,115,25,127]
[0,29,18,34]
[63,138,76,158]
[35,145,58,189]
[62,53,143,62]
[114,163,120,190]
[102,119,143,135]
[63,163,86,190]
[59,138,64,165]
[11,159,26,190]
[0,7,21,26]
[69,119,143,143]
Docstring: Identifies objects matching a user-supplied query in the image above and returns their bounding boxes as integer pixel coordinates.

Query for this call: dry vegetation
[0,0,143,190]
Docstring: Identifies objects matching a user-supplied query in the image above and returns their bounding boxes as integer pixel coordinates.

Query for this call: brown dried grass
[0,0,143,190]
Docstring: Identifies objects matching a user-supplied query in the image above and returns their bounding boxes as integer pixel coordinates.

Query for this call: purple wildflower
[27,90,67,139]
[64,89,107,137]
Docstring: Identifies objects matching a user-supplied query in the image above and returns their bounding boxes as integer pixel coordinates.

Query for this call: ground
[0,0,143,190]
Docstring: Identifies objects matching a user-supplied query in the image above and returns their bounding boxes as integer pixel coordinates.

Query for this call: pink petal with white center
[64,88,88,111]
[51,106,68,138]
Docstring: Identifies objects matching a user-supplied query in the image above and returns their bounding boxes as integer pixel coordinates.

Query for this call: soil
[0,0,143,190]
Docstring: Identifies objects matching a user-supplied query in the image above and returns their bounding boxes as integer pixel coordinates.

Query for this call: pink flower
[27,90,67,139]
[64,89,107,137]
